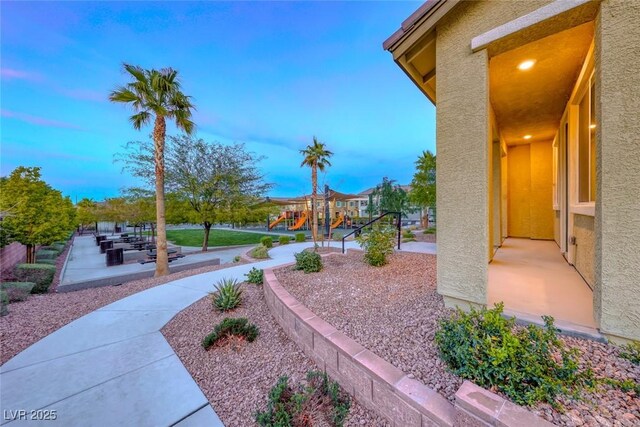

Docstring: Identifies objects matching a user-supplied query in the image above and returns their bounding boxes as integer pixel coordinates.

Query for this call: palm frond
[109,86,139,104]
[129,111,152,130]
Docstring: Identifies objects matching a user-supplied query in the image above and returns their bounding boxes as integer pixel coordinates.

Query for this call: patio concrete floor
[488,238,597,334]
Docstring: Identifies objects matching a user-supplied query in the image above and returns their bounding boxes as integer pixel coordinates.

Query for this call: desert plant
[251,245,269,259]
[295,233,306,242]
[355,226,396,266]
[202,317,259,349]
[1,282,35,302]
[435,303,595,408]
[246,267,264,285]
[14,263,56,293]
[210,278,243,312]
[619,341,640,365]
[0,290,8,316]
[278,235,290,245]
[294,251,322,273]
[255,370,350,427]
[260,236,273,248]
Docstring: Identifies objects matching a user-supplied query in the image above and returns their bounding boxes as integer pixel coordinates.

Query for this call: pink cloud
[1,109,84,130]
[1,68,41,81]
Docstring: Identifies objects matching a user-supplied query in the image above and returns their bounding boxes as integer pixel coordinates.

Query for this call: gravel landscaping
[162,283,388,427]
[274,251,639,427]
[0,261,245,365]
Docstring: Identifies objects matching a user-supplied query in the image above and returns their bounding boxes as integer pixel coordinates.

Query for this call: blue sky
[1,1,435,201]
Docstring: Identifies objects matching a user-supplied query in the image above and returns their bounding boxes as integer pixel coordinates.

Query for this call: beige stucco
[594,0,640,342]
[507,145,532,237]
[573,214,595,288]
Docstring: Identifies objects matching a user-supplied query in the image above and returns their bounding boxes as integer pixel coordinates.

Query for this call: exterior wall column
[594,0,640,342]
[435,16,491,309]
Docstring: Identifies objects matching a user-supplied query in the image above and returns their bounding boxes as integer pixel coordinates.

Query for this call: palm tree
[300,137,333,248]
[109,64,195,277]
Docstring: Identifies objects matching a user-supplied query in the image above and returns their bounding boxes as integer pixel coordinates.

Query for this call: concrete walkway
[0,241,434,426]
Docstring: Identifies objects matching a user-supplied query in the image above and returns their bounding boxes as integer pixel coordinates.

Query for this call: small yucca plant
[211,278,243,312]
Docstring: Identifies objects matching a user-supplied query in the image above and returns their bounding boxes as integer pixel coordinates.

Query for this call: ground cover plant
[423,227,436,234]
[619,341,640,365]
[294,251,322,273]
[251,245,269,259]
[435,303,598,408]
[295,233,306,243]
[246,267,263,285]
[14,264,56,293]
[211,278,243,312]
[202,317,259,349]
[261,236,273,248]
[162,229,280,247]
[279,235,290,245]
[255,370,350,427]
[332,232,343,242]
[1,282,35,302]
[355,226,396,266]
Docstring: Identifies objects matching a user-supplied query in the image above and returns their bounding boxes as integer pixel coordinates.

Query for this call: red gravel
[274,252,639,427]
[162,284,388,427]
[0,261,246,365]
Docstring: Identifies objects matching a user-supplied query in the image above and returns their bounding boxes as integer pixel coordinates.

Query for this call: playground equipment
[330,214,345,229]
[269,213,287,229]
[289,211,309,231]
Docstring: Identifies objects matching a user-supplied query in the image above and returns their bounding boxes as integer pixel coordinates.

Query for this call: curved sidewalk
[0,241,434,426]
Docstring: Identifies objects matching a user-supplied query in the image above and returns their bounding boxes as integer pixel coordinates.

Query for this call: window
[578,74,596,203]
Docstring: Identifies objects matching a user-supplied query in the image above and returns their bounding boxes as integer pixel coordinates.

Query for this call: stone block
[455,381,504,425]
[326,331,366,358]
[372,380,421,427]
[313,334,338,370]
[394,376,455,426]
[354,349,404,385]
[304,315,338,338]
[338,353,373,404]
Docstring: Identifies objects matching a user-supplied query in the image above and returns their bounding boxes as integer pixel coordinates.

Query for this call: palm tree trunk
[311,165,318,248]
[153,116,170,277]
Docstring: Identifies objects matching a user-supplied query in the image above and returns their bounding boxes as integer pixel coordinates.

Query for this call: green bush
[1,290,8,316]
[355,226,396,267]
[36,249,58,260]
[424,227,436,234]
[435,303,594,407]
[52,242,66,253]
[295,233,306,242]
[210,278,243,312]
[278,235,290,245]
[37,259,57,266]
[246,267,263,285]
[619,341,640,365]
[402,229,415,239]
[14,264,56,293]
[332,232,343,242]
[260,236,273,248]
[251,245,269,259]
[294,251,322,273]
[255,370,350,427]
[233,255,241,263]
[1,282,35,302]
[202,317,259,349]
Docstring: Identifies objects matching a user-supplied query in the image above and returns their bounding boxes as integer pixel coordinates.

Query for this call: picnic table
[138,248,185,264]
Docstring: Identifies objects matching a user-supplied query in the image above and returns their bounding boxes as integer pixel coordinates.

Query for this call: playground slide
[269,214,286,229]
[330,214,344,229]
[288,211,309,231]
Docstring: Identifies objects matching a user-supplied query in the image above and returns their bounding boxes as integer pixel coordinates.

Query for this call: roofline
[382,0,445,51]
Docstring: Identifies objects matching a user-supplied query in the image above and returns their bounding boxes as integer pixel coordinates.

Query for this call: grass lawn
[164,229,280,247]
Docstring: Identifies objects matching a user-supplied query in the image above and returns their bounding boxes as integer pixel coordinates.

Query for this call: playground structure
[264,189,358,233]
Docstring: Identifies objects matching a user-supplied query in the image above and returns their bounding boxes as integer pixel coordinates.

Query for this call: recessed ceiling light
[523,135,532,140]
[589,124,597,129]
[518,60,536,71]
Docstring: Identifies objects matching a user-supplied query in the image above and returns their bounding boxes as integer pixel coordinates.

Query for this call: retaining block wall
[263,266,553,427]
[0,242,27,278]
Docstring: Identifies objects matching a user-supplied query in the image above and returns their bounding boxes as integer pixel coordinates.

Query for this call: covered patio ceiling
[490,21,594,146]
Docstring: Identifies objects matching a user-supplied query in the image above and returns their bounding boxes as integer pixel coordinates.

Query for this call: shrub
[52,242,66,253]
[233,255,241,263]
[278,235,290,245]
[14,264,56,294]
[402,238,416,243]
[332,232,343,242]
[260,236,273,248]
[36,249,58,260]
[37,259,57,266]
[210,278,243,312]
[202,317,259,349]
[295,233,306,242]
[424,227,436,234]
[0,290,8,316]
[251,245,269,259]
[355,226,396,267]
[435,303,594,407]
[1,282,35,302]
[402,229,415,239]
[294,251,322,273]
[619,341,640,365]
[246,267,263,285]
[255,370,350,427]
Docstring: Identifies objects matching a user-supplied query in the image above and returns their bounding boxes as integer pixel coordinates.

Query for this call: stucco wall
[435,0,551,308]
[554,211,560,246]
[573,214,595,288]
[507,145,531,237]
[529,141,554,239]
[594,0,640,341]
